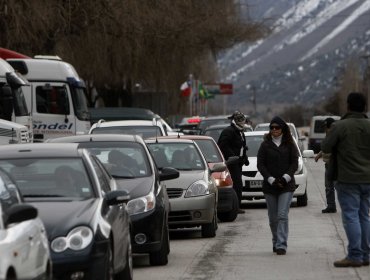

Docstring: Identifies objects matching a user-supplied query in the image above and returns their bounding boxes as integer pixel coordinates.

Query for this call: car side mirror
[210,162,227,173]
[225,156,239,166]
[302,150,315,158]
[4,204,38,228]
[105,190,130,205]
[159,167,180,181]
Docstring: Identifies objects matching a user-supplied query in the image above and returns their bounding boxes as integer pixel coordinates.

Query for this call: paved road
[133,159,369,280]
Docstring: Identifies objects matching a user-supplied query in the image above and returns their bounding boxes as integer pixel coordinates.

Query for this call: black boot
[322,207,336,213]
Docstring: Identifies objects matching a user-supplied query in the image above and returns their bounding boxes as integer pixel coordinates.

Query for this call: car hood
[115,176,154,199]
[164,170,206,190]
[242,157,258,171]
[30,199,99,239]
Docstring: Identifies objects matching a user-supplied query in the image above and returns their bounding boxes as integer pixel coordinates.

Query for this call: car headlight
[185,180,209,197]
[126,192,155,215]
[51,226,93,253]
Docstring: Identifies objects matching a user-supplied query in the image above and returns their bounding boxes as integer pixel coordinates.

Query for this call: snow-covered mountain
[219,0,370,112]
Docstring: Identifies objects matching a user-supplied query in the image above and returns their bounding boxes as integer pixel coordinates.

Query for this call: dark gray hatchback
[48,134,179,266]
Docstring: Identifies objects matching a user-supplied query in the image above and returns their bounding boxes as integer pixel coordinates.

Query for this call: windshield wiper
[112,174,135,179]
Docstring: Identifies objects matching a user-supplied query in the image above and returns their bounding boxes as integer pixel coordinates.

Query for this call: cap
[228,111,246,122]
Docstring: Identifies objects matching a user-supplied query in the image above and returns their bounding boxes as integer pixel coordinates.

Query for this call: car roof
[200,115,230,121]
[255,122,296,128]
[89,107,156,122]
[0,143,83,158]
[47,134,144,144]
[161,135,215,141]
[204,123,229,130]
[91,119,159,128]
[244,131,267,137]
[145,137,195,144]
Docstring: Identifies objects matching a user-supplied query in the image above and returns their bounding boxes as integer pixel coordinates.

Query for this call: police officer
[218,111,249,214]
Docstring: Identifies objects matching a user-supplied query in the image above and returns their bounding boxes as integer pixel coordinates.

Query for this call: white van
[308,115,341,153]
[0,58,33,141]
[7,57,91,142]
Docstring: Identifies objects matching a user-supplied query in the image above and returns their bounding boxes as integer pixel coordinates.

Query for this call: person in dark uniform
[218,111,249,214]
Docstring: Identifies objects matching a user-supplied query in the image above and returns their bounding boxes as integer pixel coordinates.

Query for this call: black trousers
[228,163,243,208]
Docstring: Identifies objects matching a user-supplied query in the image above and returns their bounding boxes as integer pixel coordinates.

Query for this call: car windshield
[193,139,223,163]
[245,135,264,157]
[79,141,151,178]
[71,87,90,121]
[147,142,205,170]
[0,158,94,200]
[91,126,163,139]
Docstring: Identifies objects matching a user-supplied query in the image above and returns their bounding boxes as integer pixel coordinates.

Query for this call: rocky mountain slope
[218,0,370,113]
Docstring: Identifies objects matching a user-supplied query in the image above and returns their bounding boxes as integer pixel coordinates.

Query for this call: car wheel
[149,224,169,266]
[115,232,133,280]
[201,211,217,238]
[217,189,238,222]
[297,190,308,207]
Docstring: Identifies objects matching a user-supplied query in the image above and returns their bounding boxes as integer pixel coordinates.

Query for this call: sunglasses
[270,125,281,130]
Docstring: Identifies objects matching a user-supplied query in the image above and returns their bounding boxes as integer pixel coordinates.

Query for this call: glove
[272,178,284,188]
[239,156,249,166]
[276,177,288,187]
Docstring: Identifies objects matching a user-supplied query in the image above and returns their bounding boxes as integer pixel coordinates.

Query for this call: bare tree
[0,0,270,115]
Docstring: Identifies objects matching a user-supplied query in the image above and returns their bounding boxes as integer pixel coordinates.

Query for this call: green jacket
[321,112,370,183]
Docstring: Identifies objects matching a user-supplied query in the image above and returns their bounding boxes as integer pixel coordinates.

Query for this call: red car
[156,135,239,222]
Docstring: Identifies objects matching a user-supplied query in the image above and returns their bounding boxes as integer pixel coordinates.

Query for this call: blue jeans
[335,183,370,262]
[265,192,293,251]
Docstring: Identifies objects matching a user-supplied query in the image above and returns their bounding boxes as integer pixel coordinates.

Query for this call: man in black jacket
[218,111,249,214]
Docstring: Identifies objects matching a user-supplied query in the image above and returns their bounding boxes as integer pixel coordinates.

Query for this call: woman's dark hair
[269,116,294,144]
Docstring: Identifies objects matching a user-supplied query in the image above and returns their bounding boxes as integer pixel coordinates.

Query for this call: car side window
[90,156,111,193]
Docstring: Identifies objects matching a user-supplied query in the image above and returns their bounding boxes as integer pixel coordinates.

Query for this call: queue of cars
[0,112,315,279]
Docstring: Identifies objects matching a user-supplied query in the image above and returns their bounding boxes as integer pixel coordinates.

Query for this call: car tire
[297,190,308,207]
[201,212,217,238]
[116,232,133,280]
[149,224,169,266]
[217,189,238,222]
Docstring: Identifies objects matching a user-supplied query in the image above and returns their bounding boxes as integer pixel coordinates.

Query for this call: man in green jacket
[321,92,370,268]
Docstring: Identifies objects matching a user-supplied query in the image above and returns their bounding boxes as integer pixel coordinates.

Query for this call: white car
[254,122,305,151]
[0,169,51,280]
[241,131,314,206]
[89,118,168,138]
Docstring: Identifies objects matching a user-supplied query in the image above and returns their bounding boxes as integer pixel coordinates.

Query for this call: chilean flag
[180,81,191,97]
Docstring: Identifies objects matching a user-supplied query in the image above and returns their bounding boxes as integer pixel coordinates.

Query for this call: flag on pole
[180,81,191,97]
[198,81,213,99]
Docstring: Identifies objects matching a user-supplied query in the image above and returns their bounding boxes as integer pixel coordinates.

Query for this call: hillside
[218,0,370,115]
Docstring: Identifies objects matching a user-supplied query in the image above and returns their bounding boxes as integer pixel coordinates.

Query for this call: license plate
[249,180,263,188]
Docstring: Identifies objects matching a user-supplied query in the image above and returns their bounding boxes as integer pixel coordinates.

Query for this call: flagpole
[189,74,193,116]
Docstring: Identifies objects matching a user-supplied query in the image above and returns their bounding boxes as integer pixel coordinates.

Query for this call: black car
[0,143,132,280]
[48,134,180,266]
